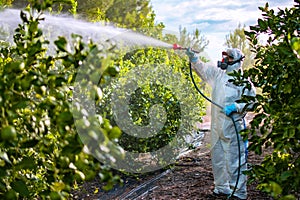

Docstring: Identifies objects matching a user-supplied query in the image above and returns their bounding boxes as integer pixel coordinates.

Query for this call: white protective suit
[191,48,256,199]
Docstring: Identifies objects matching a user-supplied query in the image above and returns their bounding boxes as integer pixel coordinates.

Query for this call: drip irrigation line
[118,169,172,200]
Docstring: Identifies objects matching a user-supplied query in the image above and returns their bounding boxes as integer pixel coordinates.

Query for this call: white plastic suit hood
[225,48,244,74]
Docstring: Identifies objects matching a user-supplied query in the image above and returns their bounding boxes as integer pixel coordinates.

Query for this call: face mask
[217,56,245,70]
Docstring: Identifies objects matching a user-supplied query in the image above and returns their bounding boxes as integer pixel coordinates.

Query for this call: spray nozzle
[173,43,186,50]
[172,44,199,53]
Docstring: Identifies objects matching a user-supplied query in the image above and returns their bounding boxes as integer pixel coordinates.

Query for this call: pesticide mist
[0,8,172,51]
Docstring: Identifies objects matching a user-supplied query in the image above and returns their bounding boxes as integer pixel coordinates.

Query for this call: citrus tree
[0,2,123,199]
[240,2,299,199]
[97,46,206,173]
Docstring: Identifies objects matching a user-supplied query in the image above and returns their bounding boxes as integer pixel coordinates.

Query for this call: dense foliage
[0,0,207,198]
[240,2,300,199]
[99,48,205,154]
[0,4,124,199]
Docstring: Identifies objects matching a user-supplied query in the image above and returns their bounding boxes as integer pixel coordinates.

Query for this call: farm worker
[186,48,256,200]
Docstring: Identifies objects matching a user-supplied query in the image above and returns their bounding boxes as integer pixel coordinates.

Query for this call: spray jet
[172,44,200,53]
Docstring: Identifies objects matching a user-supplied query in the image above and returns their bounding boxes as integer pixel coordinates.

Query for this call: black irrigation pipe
[118,169,172,199]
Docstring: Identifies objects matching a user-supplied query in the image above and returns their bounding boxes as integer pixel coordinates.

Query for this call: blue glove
[186,48,198,63]
[223,104,237,116]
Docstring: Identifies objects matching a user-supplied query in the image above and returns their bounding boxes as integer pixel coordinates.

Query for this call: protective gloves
[186,48,198,63]
[223,104,237,116]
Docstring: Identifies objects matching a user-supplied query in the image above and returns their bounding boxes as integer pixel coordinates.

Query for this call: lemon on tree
[1,125,17,141]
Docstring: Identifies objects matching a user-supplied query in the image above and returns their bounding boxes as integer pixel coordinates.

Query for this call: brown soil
[135,132,273,200]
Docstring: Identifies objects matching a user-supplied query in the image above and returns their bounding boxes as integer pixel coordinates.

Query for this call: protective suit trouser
[211,136,247,199]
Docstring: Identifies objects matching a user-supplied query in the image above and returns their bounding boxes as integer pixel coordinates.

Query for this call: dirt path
[134,132,272,200]
[71,129,274,200]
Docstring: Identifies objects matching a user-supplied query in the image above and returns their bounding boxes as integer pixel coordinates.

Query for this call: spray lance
[172,43,243,200]
[172,44,200,53]
[172,44,223,108]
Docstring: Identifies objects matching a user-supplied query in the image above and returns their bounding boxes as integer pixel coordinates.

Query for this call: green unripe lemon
[1,126,17,141]
[109,126,122,139]
[5,189,17,200]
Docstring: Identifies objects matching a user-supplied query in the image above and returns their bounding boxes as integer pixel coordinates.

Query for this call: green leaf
[262,104,271,113]
[283,83,292,94]
[15,156,37,170]
[57,111,73,124]
[11,180,30,197]
[20,11,29,23]
[51,182,66,192]
[290,36,300,57]
[20,139,39,148]
[258,19,268,30]
[108,126,122,139]
[61,144,82,155]
[54,36,68,52]
[269,181,282,197]
[280,194,297,200]
[0,152,12,165]
[280,171,292,181]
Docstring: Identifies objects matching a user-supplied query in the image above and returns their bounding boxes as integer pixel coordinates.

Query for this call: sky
[150,0,295,63]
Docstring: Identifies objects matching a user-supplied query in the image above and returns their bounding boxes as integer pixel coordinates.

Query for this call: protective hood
[224,48,244,74]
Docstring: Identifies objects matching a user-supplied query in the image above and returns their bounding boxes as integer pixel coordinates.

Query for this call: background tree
[4,0,27,8]
[166,26,209,54]
[104,0,151,28]
[9,0,165,39]
[9,0,77,14]
[0,0,14,7]
[100,0,165,38]
[240,2,300,199]
[76,0,113,21]
[224,23,254,70]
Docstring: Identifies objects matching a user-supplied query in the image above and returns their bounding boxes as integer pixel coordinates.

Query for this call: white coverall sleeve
[190,60,220,86]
